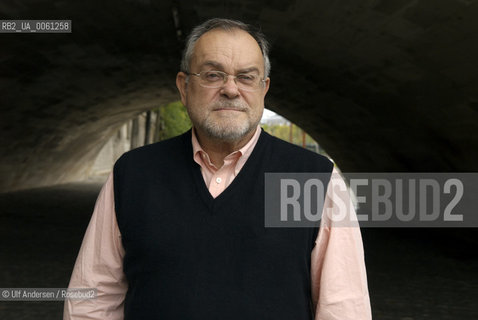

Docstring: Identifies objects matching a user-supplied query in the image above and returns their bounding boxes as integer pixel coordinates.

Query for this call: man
[64,18,371,319]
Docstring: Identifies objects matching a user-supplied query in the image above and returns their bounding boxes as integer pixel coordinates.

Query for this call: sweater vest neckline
[182,128,268,210]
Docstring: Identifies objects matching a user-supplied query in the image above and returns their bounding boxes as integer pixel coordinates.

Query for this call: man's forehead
[192,29,263,65]
[198,27,254,40]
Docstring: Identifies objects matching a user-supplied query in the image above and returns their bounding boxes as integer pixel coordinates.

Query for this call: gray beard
[202,120,254,142]
[199,100,259,142]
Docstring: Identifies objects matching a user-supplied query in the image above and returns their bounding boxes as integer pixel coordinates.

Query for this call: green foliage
[157,101,192,140]
[262,123,317,145]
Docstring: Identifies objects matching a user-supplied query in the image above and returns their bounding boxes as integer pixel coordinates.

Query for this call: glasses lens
[198,71,224,88]
[236,74,259,91]
[202,71,224,85]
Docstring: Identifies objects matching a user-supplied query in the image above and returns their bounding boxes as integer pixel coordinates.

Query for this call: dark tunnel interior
[1,0,477,318]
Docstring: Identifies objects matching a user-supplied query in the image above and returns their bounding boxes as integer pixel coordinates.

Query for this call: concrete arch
[1,0,478,191]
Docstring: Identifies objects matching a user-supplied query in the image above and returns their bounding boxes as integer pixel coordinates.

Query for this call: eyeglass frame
[185,70,268,91]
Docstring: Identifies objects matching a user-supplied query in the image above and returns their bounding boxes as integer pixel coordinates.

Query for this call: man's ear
[263,77,270,97]
[176,72,188,106]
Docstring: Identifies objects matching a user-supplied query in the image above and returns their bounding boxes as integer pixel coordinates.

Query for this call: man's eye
[204,72,222,81]
[237,74,255,82]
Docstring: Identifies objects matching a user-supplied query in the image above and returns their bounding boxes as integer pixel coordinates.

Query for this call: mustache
[211,100,248,111]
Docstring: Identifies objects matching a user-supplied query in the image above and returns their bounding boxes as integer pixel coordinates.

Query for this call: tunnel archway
[2,0,478,192]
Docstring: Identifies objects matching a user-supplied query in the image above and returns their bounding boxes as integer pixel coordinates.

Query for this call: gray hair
[180,18,271,78]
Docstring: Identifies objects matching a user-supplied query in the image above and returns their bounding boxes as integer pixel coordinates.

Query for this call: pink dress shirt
[64,126,372,319]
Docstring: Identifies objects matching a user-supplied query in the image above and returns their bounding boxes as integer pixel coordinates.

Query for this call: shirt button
[216,177,222,184]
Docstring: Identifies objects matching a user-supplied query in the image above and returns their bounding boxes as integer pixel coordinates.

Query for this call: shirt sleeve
[63,173,128,320]
[310,167,372,320]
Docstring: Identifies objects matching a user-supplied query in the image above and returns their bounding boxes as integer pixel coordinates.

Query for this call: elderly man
[64,18,371,319]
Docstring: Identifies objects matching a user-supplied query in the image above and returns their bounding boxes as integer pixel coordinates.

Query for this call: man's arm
[311,168,372,319]
[63,173,128,319]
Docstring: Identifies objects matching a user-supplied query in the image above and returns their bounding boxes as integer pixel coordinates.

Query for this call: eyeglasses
[186,70,266,92]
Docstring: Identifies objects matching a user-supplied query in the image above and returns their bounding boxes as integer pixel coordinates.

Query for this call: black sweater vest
[113,129,333,320]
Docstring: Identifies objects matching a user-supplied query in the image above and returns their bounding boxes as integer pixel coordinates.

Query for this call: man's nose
[220,75,240,98]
